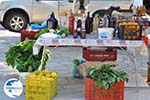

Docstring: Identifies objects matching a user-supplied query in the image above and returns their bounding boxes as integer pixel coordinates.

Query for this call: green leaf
[86,64,128,90]
[102,80,107,87]
[5,40,51,72]
[28,66,33,72]
[105,83,110,89]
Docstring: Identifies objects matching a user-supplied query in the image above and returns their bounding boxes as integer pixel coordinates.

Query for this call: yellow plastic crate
[26,74,58,100]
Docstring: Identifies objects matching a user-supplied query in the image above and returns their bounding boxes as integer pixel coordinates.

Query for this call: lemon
[34,70,41,75]
[28,74,37,79]
[51,72,57,78]
[45,73,51,78]
[47,78,54,81]
[39,73,43,76]
[42,70,49,76]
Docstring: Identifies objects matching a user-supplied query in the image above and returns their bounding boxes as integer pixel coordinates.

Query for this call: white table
[33,34,148,88]
[33,34,144,55]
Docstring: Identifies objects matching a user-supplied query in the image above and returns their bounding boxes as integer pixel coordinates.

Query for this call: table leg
[38,46,47,71]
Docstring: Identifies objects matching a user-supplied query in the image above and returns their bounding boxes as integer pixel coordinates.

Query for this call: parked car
[0,0,132,32]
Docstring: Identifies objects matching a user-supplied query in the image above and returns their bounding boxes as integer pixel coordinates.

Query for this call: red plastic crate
[85,78,124,100]
[20,29,40,41]
[82,47,117,61]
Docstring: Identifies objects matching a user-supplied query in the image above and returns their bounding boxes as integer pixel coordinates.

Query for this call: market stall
[30,27,149,100]
[18,1,150,99]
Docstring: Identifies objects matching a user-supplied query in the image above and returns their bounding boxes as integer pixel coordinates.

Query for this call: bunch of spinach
[5,40,51,72]
[86,64,128,89]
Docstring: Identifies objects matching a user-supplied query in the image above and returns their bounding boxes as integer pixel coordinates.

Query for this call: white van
[0,0,132,32]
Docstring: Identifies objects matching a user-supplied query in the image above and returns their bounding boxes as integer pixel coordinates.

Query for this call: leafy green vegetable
[57,27,70,36]
[86,64,128,89]
[34,28,49,38]
[5,40,51,72]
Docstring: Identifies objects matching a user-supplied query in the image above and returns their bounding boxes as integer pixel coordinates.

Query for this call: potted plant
[5,40,51,72]
[85,64,128,100]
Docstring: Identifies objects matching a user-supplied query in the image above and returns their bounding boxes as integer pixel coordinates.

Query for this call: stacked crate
[78,47,117,77]
[85,78,124,100]
[83,47,117,61]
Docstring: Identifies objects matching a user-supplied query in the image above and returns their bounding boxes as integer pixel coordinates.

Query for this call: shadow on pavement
[0,24,6,30]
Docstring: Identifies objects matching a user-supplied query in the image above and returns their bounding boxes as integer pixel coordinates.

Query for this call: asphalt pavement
[0,25,150,100]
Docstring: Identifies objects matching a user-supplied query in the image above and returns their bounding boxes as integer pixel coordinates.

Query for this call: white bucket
[98,28,114,40]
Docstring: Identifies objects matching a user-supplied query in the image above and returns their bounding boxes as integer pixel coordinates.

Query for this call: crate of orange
[118,21,142,40]
[26,70,58,100]
[85,64,128,100]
